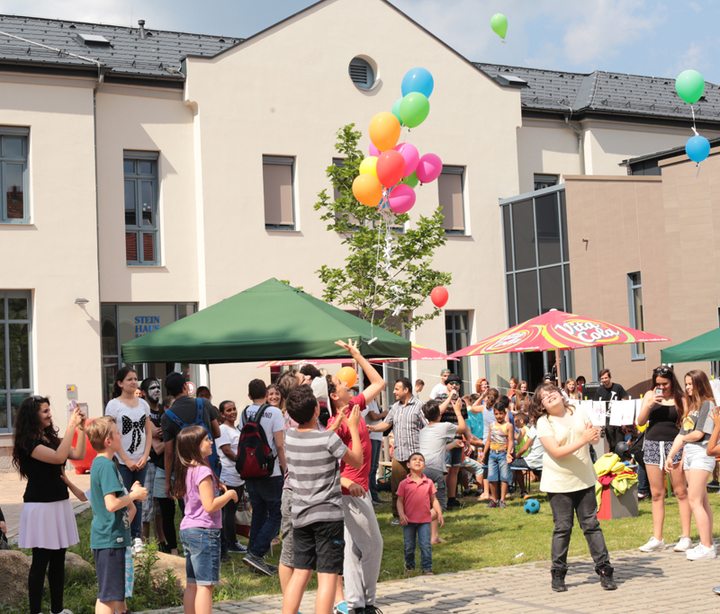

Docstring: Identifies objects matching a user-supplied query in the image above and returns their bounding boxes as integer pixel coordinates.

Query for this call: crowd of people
[9,355,720,613]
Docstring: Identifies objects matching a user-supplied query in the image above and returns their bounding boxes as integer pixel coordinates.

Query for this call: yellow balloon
[337,367,358,389]
[369,112,401,152]
[359,156,378,178]
[352,174,383,207]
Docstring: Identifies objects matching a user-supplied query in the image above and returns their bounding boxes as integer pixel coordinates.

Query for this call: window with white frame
[534,174,559,191]
[0,291,32,431]
[0,128,29,223]
[438,166,465,234]
[628,272,645,359]
[124,151,160,265]
[263,156,295,230]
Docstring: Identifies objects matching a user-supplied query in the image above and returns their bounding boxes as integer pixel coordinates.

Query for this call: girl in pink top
[174,426,238,614]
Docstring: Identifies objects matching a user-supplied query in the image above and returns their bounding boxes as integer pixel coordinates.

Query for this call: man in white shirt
[429,369,451,400]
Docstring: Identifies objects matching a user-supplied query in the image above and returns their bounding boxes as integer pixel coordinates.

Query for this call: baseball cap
[165,371,186,391]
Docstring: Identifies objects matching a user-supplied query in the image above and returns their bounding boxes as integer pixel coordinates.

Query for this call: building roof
[476,63,720,124]
[0,14,239,82]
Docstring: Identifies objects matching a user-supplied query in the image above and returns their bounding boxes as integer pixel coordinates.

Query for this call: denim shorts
[180,527,221,586]
[683,443,716,472]
[445,445,463,467]
[487,450,512,483]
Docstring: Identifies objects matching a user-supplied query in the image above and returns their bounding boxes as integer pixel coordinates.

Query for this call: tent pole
[205,361,211,389]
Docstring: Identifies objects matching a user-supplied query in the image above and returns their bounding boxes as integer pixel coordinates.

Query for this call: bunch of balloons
[676,69,711,165]
[352,67,443,214]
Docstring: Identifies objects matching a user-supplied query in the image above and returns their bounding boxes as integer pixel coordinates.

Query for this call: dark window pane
[507,274,516,326]
[539,266,564,314]
[11,393,24,427]
[502,205,513,272]
[3,137,22,158]
[139,161,153,175]
[0,331,5,389]
[0,393,6,429]
[559,191,569,261]
[8,298,27,319]
[9,323,29,388]
[123,160,134,174]
[101,304,117,356]
[5,163,24,219]
[125,181,137,226]
[535,194,561,266]
[512,199,536,270]
[515,270,539,323]
[126,232,138,261]
[0,298,3,319]
[141,181,154,226]
[564,264,572,312]
[142,233,155,263]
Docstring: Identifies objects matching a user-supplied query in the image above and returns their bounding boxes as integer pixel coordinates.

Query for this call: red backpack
[235,404,275,480]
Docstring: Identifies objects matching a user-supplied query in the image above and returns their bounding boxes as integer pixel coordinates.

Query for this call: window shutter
[263,158,294,227]
[438,169,465,232]
[126,232,138,261]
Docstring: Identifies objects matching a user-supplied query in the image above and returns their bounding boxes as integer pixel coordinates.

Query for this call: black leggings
[158,497,177,550]
[29,547,66,614]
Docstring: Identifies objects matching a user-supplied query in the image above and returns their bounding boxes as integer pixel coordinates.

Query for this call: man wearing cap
[434,373,468,508]
[429,369,451,400]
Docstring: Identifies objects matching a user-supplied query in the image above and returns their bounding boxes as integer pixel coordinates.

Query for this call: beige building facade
[2,0,720,464]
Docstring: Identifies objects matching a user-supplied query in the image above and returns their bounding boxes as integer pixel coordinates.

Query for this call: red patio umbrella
[451,309,669,357]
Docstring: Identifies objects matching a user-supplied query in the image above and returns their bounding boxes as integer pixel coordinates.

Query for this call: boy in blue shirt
[87,416,147,614]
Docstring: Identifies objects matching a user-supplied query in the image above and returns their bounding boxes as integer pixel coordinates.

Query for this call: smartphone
[67,400,78,420]
[654,387,663,396]
[78,402,88,417]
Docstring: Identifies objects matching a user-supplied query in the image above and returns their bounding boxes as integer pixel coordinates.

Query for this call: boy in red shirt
[397,452,444,574]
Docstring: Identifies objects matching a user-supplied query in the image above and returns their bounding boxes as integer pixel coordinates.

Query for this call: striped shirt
[386,396,427,462]
[285,428,348,528]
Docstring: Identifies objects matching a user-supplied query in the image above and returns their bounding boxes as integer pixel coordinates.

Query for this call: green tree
[314,124,451,334]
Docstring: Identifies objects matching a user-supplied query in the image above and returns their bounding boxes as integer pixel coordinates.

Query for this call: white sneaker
[687,544,717,560]
[674,536,693,552]
[132,537,145,554]
[639,536,666,552]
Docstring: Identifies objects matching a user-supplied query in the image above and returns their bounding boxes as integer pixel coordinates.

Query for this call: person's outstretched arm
[335,339,387,403]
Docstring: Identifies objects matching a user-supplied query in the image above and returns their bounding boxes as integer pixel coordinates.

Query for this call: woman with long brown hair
[636,366,690,553]
[563,378,580,401]
[665,369,716,559]
[513,380,530,413]
[529,383,615,592]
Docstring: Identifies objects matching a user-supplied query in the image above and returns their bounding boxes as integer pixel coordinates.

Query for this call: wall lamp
[75,298,89,306]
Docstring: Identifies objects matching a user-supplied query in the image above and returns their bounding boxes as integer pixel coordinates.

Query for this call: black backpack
[236,404,275,480]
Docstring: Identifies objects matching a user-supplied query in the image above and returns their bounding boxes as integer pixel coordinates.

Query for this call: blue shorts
[180,527,221,586]
[487,450,512,483]
[445,445,463,467]
[93,547,126,603]
[643,440,682,468]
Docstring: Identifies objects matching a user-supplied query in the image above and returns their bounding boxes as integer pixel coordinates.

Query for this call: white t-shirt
[536,406,597,493]
[419,422,458,473]
[429,383,447,400]
[523,425,545,470]
[216,423,244,487]
[239,404,284,478]
[105,397,150,465]
[363,400,384,442]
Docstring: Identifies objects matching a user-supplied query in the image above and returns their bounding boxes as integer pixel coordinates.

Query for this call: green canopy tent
[121,278,411,364]
[660,328,720,364]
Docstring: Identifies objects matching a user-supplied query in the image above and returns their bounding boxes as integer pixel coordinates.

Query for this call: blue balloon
[686,135,710,163]
[401,67,434,98]
[524,499,540,514]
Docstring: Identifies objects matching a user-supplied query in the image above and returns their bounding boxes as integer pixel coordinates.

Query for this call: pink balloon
[369,143,381,157]
[416,153,443,183]
[388,184,416,214]
[394,143,419,177]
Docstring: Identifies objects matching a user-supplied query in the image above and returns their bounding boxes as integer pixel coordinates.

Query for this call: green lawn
[10,485,719,613]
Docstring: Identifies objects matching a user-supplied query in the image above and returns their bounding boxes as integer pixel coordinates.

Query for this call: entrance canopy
[661,328,720,364]
[121,278,411,364]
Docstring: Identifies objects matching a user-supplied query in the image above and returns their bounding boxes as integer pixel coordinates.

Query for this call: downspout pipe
[563,109,585,176]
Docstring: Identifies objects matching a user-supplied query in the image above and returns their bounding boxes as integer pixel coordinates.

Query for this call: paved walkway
[139,546,720,614]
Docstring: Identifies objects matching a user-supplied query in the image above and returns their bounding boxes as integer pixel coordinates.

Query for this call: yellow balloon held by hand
[369,112,401,152]
[359,156,378,178]
[337,366,358,389]
[352,174,383,207]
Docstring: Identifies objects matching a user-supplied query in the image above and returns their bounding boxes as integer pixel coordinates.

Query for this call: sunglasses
[653,366,672,376]
[448,382,461,387]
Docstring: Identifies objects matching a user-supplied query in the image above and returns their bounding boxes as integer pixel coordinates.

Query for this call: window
[445,310,470,389]
[348,57,375,90]
[0,291,32,431]
[0,128,29,223]
[438,166,465,235]
[533,174,559,191]
[263,156,295,230]
[124,151,160,265]
[628,272,645,359]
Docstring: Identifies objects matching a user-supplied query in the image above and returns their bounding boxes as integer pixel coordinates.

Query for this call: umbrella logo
[487,330,530,351]
[554,322,622,344]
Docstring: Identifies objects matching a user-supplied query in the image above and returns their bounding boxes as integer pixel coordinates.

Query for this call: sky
[1,0,719,83]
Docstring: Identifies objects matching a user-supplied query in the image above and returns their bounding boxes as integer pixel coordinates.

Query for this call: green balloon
[491,13,508,39]
[391,97,404,126]
[402,171,419,188]
[399,92,430,128]
[676,69,705,104]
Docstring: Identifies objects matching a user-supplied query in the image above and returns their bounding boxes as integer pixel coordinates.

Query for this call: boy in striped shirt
[282,385,363,614]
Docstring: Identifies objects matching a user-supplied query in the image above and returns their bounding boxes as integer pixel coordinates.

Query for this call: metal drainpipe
[564,111,585,175]
[92,68,107,364]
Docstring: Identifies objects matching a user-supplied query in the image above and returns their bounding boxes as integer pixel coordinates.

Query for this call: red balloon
[376,150,406,188]
[431,286,448,308]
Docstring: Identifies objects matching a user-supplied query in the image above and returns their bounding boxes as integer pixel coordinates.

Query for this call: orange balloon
[369,112,401,152]
[337,366,358,388]
[352,174,383,207]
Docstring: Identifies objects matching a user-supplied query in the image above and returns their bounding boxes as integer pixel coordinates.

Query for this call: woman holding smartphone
[636,366,691,553]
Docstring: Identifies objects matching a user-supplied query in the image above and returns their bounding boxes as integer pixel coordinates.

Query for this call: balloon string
[697,163,701,179]
[369,195,385,344]
[691,105,699,136]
